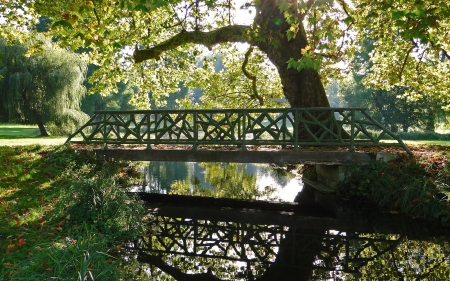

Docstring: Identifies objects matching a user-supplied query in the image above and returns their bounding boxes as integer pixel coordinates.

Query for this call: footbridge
[66,107,411,164]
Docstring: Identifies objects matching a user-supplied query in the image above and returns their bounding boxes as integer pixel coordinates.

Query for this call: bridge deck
[95,148,372,164]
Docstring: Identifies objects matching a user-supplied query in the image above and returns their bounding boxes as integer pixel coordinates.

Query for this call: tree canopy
[1,0,448,109]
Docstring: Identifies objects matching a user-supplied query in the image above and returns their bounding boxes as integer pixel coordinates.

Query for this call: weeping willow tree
[0,34,88,136]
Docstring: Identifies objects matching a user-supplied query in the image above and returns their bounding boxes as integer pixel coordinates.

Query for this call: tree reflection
[126,212,450,280]
[171,162,278,200]
[126,162,450,280]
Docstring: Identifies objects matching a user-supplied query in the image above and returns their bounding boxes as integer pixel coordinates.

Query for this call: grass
[404,140,450,146]
[0,123,68,146]
[0,138,145,279]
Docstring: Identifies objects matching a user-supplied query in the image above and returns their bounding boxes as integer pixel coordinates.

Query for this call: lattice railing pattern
[136,216,402,274]
[66,108,411,153]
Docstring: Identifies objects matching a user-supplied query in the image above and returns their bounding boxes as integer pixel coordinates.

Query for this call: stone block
[376,152,398,162]
[316,164,346,182]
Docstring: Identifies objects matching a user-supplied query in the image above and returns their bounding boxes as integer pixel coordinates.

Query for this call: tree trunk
[37,121,49,136]
[424,107,435,132]
[255,229,323,281]
[254,0,330,109]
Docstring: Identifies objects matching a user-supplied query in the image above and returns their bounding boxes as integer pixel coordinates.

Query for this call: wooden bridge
[66,107,411,164]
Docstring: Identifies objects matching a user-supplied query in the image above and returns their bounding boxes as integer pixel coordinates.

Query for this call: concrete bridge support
[301,152,399,218]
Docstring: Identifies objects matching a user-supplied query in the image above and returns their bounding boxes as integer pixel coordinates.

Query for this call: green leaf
[51,20,73,29]
[135,4,149,12]
[286,29,296,41]
[286,58,296,69]
[343,16,355,25]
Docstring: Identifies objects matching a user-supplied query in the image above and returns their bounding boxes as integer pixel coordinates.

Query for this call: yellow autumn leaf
[301,45,311,55]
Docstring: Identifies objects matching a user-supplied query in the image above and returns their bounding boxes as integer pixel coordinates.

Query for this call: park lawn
[404,140,450,146]
[0,123,68,146]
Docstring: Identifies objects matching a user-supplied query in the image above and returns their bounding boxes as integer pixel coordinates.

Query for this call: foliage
[170,162,278,201]
[337,158,450,222]
[0,0,347,108]
[340,37,449,133]
[0,35,88,136]
[357,237,450,280]
[398,131,450,141]
[1,0,448,111]
[340,78,442,132]
[81,81,138,115]
[351,0,450,102]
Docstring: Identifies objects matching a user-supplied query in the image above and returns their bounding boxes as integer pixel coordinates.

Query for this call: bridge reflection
[123,192,449,280]
[136,215,400,275]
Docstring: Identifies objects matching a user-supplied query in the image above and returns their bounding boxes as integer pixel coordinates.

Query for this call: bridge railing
[66,108,411,153]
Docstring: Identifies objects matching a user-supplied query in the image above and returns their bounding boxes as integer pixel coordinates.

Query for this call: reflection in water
[135,162,302,201]
[126,212,450,280]
[126,162,450,280]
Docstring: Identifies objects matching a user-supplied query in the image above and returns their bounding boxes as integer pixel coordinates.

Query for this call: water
[124,162,450,280]
[131,161,303,202]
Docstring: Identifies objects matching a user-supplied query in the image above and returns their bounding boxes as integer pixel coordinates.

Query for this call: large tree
[1,1,448,110]
[0,35,88,136]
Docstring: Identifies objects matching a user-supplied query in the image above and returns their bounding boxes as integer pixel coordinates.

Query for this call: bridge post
[302,152,399,217]
[193,111,198,151]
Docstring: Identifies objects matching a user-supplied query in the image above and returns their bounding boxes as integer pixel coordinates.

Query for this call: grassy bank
[0,145,145,280]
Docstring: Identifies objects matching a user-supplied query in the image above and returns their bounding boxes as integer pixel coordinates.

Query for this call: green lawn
[0,123,68,146]
[404,140,450,146]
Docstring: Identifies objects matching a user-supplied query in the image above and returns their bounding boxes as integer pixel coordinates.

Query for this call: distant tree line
[327,38,449,133]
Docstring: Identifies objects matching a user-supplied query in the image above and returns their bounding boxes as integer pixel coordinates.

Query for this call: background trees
[0,35,88,136]
[338,37,449,133]
[1,1,449,130]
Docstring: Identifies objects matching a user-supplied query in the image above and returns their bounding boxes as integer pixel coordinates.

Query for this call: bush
[56,172,145,241]
[337,159,450,221]
[397,131,450,141]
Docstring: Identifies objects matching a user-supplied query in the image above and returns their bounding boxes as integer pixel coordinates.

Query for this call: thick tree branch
[398,46,415,81]
[242,46,264,105]
[137,252,223,281]
[442,49,450,60]
[133,25,251,63]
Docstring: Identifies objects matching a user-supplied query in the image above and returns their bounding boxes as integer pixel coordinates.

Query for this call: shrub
[337,159,450,221]
[56,172,145,240]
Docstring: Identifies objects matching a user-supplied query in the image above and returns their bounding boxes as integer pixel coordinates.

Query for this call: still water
[132,162,303,202]
[125,162,450,280]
